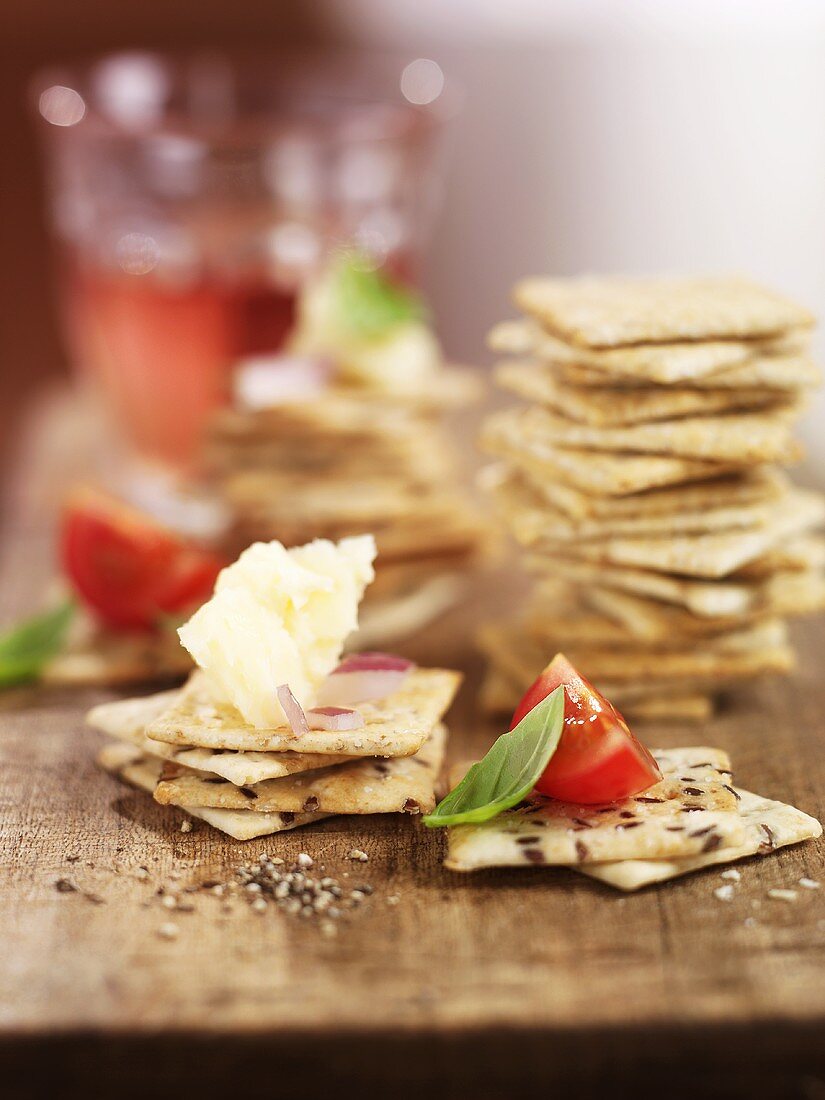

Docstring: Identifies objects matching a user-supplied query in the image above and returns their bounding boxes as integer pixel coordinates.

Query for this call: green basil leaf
[334,254,426,340]
[0,600,75,688]
[424,685,565,827]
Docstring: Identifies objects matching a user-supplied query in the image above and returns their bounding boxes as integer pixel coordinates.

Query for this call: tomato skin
[61,487,225,631]
[511,653,661,805]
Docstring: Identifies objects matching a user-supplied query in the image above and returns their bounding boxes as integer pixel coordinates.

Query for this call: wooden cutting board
[1,392,823,1099]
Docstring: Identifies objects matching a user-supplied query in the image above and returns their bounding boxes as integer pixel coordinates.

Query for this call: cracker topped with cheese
[92,534,460,839]
[145,666,460,757]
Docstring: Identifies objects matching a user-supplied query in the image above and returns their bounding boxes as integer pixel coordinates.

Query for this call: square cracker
[481,410,734,497]
[734,534,825,577]
[558,353,821,392]
[42,614,191,688]
[531,555,825,618]
[540,490,824,578]
[444,747,745,871]
[540,639,794,685]
[97,743,327,840]
[585,581,825,644]
[478,668,712,722]
[154,723,447,815]
[87,691,351,785]
[526,607,787,658]
[513,276,814,349]
[520,405,802,465]
[495,360,786,427]
[620,694,713,722]
[146,667,461,756]
[482,465,798,544]
[516,468,784,523]
[478,620,793,691]
[579,787,822,891]
[488,318,804,384]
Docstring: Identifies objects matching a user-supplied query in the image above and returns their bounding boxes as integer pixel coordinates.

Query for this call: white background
[327,0,825,478]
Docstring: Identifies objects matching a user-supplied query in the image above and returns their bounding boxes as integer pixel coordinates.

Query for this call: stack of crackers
[89,667,460,841]
[204,374,488,645]
[480,276,825,720]
[445,746,822,890]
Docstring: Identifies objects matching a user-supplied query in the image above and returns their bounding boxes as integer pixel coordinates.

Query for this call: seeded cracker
[97,743,328,840]
[444,748,744,871]
[146,667,461,756]
[537,491,824,579]
[735,534,825,577]
[516,405,803,465]
[584,584,824,644]
[483,465,801,544]
[528,556,824,618]
[87,691,351,785]
[518,469,785,523]
[482,411,735,497]
[558,353,821,392]
[154,723,447,815]
[578,788,822,891]
[487,318,801,384]
[42,615,191,688]
[513,275,814,348]
[495,360,787,427]
[479,669,713,721]
[478,620,793,690]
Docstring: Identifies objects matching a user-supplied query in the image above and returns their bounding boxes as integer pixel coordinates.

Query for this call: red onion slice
[316,653,415,706]
[234,355,333,410]
[316,668,408,707]
[307,706,365,731]
[276,684,309,736]
[334,652,415,674]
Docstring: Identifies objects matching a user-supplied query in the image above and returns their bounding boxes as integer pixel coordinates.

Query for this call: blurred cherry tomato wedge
[61,487,225,630]
[511,653,661,804]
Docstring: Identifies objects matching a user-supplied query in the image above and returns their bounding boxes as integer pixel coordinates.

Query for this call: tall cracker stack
[479,276,825,720]
[204,372,487,645]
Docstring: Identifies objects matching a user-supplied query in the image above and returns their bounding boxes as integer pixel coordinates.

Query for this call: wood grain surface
[1,394,824,1099]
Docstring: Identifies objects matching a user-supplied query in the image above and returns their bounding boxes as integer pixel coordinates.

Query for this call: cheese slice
[178,535,376,729]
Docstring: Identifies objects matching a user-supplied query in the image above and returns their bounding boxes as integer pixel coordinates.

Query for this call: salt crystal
[767,889,798,902]
[720,869,741,882]
[714,885,734,902]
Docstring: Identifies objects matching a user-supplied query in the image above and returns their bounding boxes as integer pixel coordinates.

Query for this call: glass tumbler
[33,51,450,498]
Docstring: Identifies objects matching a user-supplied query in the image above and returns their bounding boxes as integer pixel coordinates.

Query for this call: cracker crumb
[251,897,268,914]
[387,894,400,906]
[180,820,193,833]
[296,853,314,869]
[714,885,734,902]
[720,869,741,882]
[157,922,179,939]
[767,889,798,902]
[348,849,369,863]
[161,895,177,910]
[799,877,820,890]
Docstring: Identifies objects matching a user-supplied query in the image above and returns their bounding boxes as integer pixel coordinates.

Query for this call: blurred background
[4,0,825,482]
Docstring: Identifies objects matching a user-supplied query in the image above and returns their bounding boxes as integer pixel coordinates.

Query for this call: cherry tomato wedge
[511,653,661,804]
[61,486,225,631]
